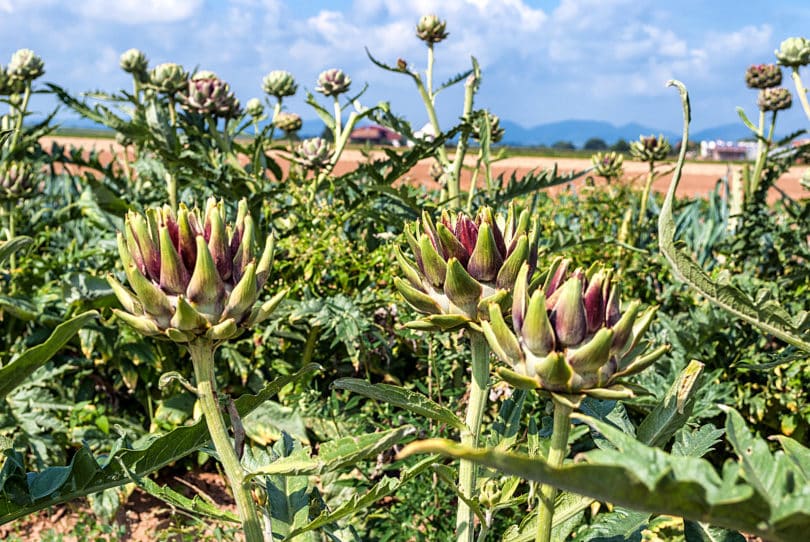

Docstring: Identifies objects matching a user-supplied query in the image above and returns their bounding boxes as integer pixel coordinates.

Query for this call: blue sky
[1,0,809,134]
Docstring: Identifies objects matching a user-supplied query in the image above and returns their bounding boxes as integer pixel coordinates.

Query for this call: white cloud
[70,0,202,24]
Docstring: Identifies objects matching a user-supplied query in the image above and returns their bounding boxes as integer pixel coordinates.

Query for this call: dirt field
[40,136,808,201]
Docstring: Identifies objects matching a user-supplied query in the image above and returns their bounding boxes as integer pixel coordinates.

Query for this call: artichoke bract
[179,74,241,118]
[108,198,284,344]
[395,207,538,331]
[315,69,351,97]
[416,14,449,44]
[745,64,782,89]
[482,259,666,398]
[758,87,792,112]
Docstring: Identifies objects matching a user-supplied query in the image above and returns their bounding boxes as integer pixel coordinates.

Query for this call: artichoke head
[416,14,449,44]
[758,87,792,112]
[315,69,352,97]
[745,64,782,89]
[629,134,670,163]
[179,75,241,118]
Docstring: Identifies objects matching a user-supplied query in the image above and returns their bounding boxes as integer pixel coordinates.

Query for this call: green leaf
[570,507,648,542]
[0,364,321,524]
[0,310,98,400]
[332,378,465,430]
[127,474,239,523]
[246,425,415,478]
[0,236,32,266]
[683,521,745,542]
[636,360,704,447]
[263,434,312,539]
[773,435,810,482]
[672,424,725,458]
[658,81,810,353]
[502,491,594,542]
[305,91,335,132]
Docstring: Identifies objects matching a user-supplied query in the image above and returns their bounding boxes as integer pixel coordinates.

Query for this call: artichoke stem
[792,68,810,123]
[189,339,265,542]
[5,200,15,270]
[535,398,573,542]
[638,161,655,226]
[449,76,476,209]
[456,330,490,542]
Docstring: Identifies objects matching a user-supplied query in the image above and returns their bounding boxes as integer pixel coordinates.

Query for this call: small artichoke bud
[397,58,408,71]
[758,87,792,112]
[591,151,624,181]
[395,206,539,331]
[7,49,44,82]
[745,64,782,89]
[179,75,242,118]
[192,70,218,81]
[775,37,810,68]
[120,49,149,82]
[150,62,188,94]
[416,14,449,44]
[262,70,297,99]
[108,198,283,343]
[294,137,333,169]
[481,261,665,398]
[274,111,303,134]
[472,110,505,144]
[316,68,352,97]
[245,98,265,119]
[629,134,671,163]
[0,161,35,199]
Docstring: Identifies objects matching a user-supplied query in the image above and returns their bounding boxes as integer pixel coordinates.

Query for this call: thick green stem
[449,79,476,208]
[188,340,264,542]
[333,96,342,143]
[455,330,490,542]
[638,161,655,224]
[8,84,31,154]
[427,44,435,103]
[750,109,766,197]
[791,68,810,123]
[750,111,777,197]
[5,201,15,270]
[415,76,450,168]
[535,399,573,542]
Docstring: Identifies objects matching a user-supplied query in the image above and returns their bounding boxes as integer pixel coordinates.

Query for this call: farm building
[699,140,758,161]
[349,124,408,146]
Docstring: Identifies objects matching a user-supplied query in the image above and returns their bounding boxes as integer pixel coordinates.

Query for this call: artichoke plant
[758,87,792,112]
[416,14,449,44]
[630,134,670,163]
[775,37,810,68]
[294,137,333,169]
[179,74,241,118]
[150,62,188,94]
[262,70,298,99]
[107,198,283,344]
[120,49,149,82]
[316,68,352,97]
[7,48,44,82]
[482,259,666,398]
[395,206,538,330]
[745,64,782,89]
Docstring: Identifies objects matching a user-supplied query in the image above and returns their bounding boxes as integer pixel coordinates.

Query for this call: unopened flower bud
[120,49,149,82]
[745,64,782,89]
[262,70,297,99]
[775,37,810,68]
[472,110,505,144]
[8,49,44,82]
[0,161,35,199]
[316,69,351,97]
[630,134,670,163]
[274,111,302,134]
[591,151,624,181]
[245,98,265,118]
[294,137,333,169]
[758,87,792,112]
[179,75,242,118]
[150,62,188,94]
[416,14,449,44]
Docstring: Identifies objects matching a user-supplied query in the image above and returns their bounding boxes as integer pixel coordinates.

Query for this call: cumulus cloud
[71,0,202,24]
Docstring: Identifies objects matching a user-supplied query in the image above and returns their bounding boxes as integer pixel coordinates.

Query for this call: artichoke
[758,87,792,112]
[416,14,449,44]
[315,69,351,97]
[745,64,782,89]
[262,70,297,99]
[775,37,810,68]
[274,111,303,134]
[245,98,265,119]
[107,198,284,343]
[395,206,538,330]
[150,62,188,94]
[294,137,333,169]
[0,161,35,199]
[629,134,670,163]
[120,49,149,82]
[591,151,624,181]
[472,110,505,144]
[7,49,44,82]
[482,259,666,398]
[179,75,241,118]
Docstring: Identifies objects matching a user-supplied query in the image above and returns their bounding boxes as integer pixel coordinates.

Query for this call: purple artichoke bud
[758,87,792,112]
[482,261,665,398]
[395,206,538,330]
[745,64,782,89]
[0,161,35,199]
[107,198,284,344]
[274,111,303,134]
[150,62,188,94]
[245,98,265,119]
[8,49,44,82]
[591,151,624,181]
[316,68,351,97]
[120,49,149,82]
[629,134,670,163]
[179,75,242,118]
[294,137,333,169]
[416,14,449,44]
[262,70,297,99]
[775,37,810,68]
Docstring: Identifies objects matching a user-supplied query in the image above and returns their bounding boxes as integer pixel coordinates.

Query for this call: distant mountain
[499,119,680,147]
[691,123,755,142]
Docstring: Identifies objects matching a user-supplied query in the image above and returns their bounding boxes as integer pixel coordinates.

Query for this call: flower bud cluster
[294,137,333,170]
[7,49,44,83]
[745,64,782,89]
[150,62,189,94]
[416,15,449,44]
[758,87,792,112]
[775,37,810,68]
[262,70,298,99]
[274,111,303,134]
[120,49,149,83]
[0,161,35,199]
[591,151,624,181]
[179,73,242,118]
[629,134,670,163]
[316,69,352,97]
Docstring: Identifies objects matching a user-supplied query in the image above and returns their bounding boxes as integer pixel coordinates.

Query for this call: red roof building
[349,125,407,147]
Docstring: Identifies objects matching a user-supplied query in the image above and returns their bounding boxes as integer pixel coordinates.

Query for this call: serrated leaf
[570,507,648,542]
[332,378,465,430]
[129,475,238,522]
[502,491,594,542]
[0,236,32,266]
[636,360,704,448]
[672,424,725,458]
[683,520,745,542]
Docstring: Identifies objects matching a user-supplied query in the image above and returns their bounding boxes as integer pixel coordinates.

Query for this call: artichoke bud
[179,74,242,118]
[120,49,149,82]
[396,207,538,330]
[775,37,810,68]
[108,198,281,343]
[758,87,792,112]
[294,137,333,170]
[315,68,351,97]
[150,62,188,94]
[416,14,449,44]
[274,111,303,133]
[745,64,782,89]
[591,151,624,180]
[262,70,298,99]
[8,48,44,82]
[629,134,670,163]
[245,98,265,118]
[483,261,662,396]
[0,161,36,199]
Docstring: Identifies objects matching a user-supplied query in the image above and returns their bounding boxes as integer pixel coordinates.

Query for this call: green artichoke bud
[316,68,351,97]
[758,87,792,112]
[482,260,665,398]
[395,206,538,330]
[7,49,44,82]
[262,70,297,99]
[472,110,505,144]
[274,111,303,134]
[416,14,449,44]
[294,137,333,169]
[629,134,670,163]
[245,98,265,118]
[150,62,188,94]
[179,75,242,118]
[591,151,624,181]
[0,161,35,199]
[745,64,782,89]
[775,37,810,68]
[120,49,149,82]
[108,198,283,343]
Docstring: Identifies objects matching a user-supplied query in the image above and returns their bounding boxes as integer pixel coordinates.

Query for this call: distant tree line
[549,137,632,151]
